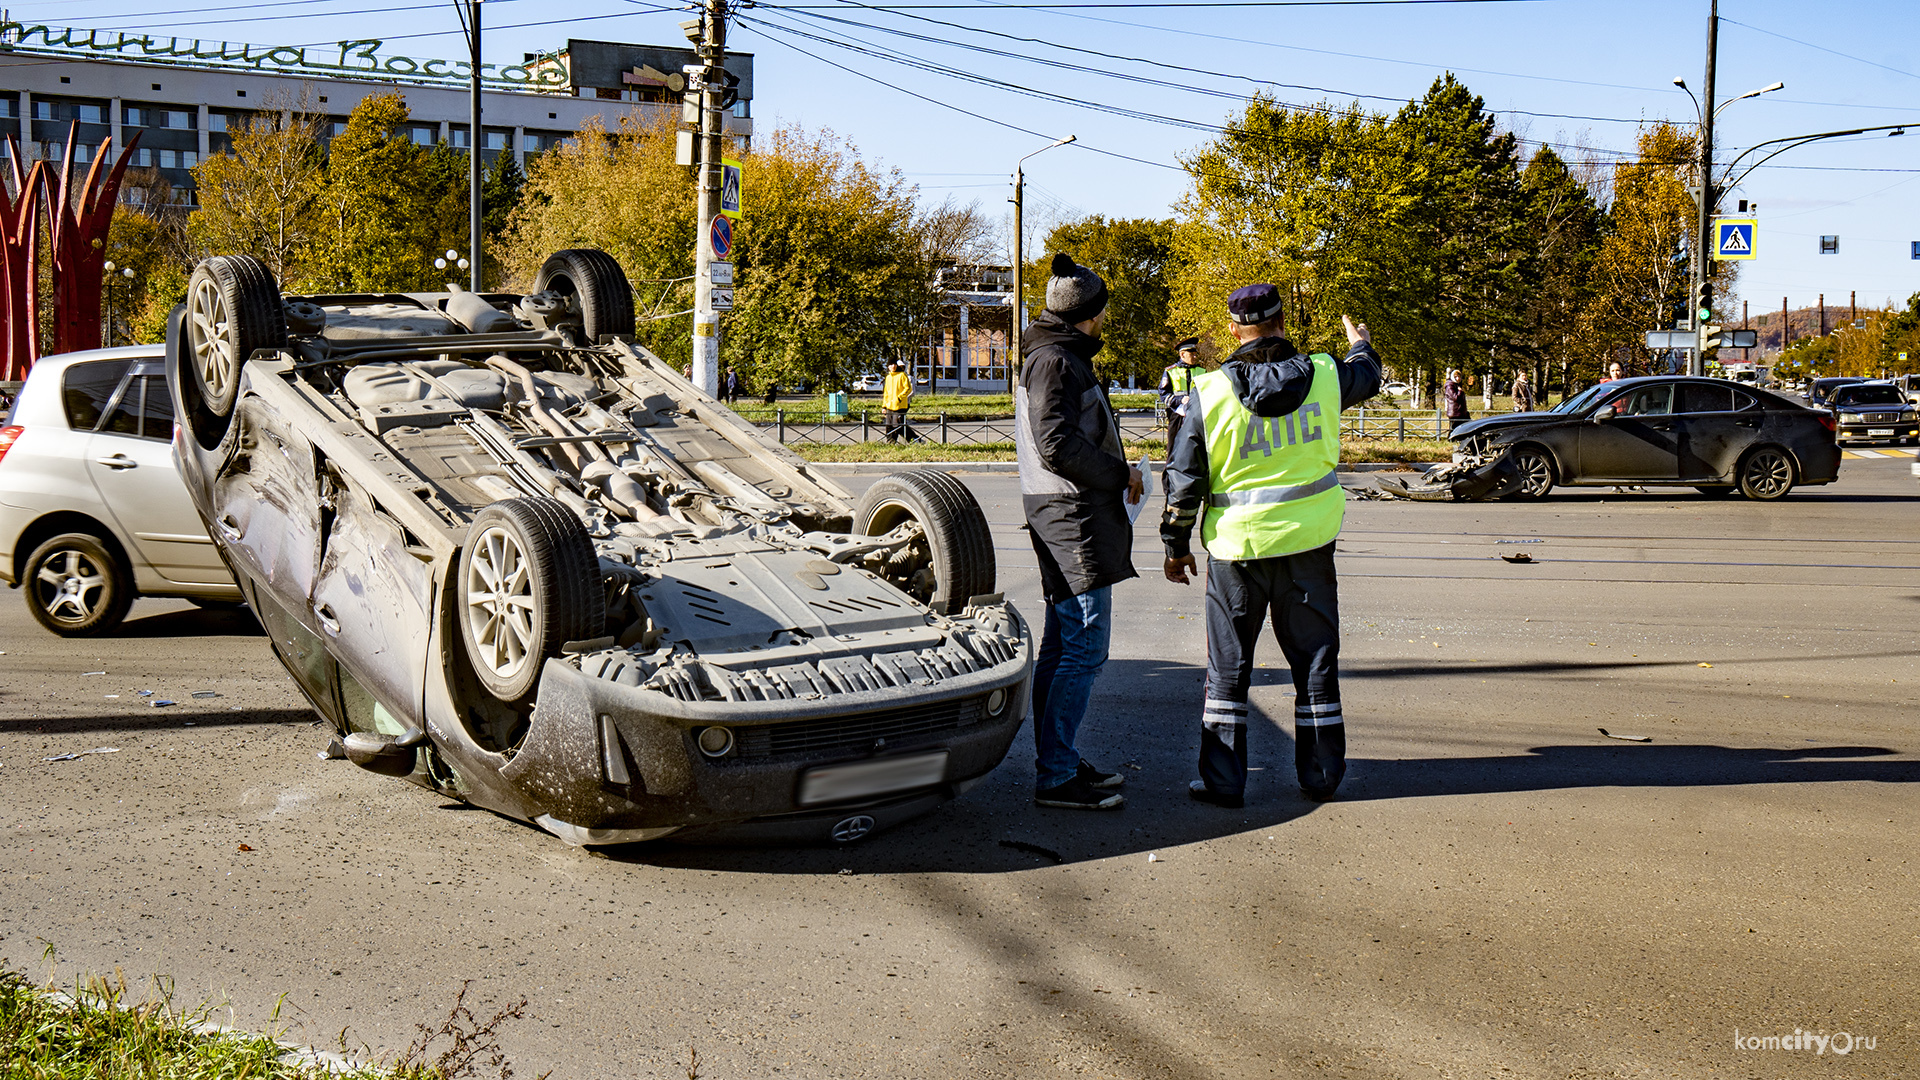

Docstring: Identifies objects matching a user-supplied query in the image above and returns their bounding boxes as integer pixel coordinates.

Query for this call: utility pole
[1007,135,1074,395]
[1691,0,1719,377]
[1781,297,1789,348]
[690,0,727,397]
[468,0,483,292]
[1819,293,1826,336]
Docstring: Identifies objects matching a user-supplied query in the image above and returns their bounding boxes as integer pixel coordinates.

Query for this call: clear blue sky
[32,0,1920,313]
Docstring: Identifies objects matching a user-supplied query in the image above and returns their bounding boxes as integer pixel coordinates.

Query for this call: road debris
[1147,853,1160,863]
[44,747,121,762]
[150,699,177,708]
[1495,538,1545,544]
[1500,552,1535,564]
[1597,728,1652,743]
[82,671,106,676]
[319,735,348,760]
[236,843,254,852]
[136,690,154,697]
[1698,662,1714,668]
[191,691,221,699]
[999,839,1064,864]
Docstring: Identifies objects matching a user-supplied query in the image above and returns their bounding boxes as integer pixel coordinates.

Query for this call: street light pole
[689,0,729,398]
[1007,134,1075,395]
[1690,0,1719,377]
[468,0,483,293]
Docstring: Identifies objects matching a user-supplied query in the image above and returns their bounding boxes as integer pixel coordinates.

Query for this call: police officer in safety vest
[1161,283,1381,806]
[1157,337,1202,448]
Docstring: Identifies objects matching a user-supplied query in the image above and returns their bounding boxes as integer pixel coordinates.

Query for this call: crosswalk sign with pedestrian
[720,158,743,220]
[1715,219,1756,261]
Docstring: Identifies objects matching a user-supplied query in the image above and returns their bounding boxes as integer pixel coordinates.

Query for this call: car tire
[855,470,996,616]
[24,532,135,637]
[457,497,606,704]
[1737,447,1796,500]
[1503,446,1554,499]
[184,255,285,420]
[533,249,635,343]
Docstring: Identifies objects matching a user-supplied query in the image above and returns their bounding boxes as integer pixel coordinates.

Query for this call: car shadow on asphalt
[107,606,264,638]
[0,708,316,735]
[610,656,1915,875]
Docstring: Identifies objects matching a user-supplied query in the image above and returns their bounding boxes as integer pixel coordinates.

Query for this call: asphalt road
[3,460,1917,1078]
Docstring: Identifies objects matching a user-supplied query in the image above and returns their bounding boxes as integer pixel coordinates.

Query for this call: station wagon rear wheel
[24,532,134,637]
[855,470,996,616]
[1737,447,1795,500]
[184,255,286,419]
[457,498,605,704]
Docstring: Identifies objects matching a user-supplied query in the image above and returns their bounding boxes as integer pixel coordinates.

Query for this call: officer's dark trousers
[1199,541,1345,796]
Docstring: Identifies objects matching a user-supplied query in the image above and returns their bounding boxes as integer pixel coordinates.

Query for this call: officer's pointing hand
[1165,555,1195,584]
[1343,314,1370,345]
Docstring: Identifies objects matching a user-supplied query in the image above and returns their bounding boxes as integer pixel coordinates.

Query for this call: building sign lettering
[0,24,569,92]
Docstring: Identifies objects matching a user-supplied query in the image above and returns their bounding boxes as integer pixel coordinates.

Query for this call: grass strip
[794,437,1448,465]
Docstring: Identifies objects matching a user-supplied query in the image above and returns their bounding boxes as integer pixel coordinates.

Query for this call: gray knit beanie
[1044,253,1108,324]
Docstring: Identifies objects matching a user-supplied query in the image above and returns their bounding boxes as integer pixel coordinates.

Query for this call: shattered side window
[252,588,343,727]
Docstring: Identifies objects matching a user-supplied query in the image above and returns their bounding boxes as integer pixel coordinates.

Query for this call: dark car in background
[1826,382,1919,445]
[1449,376,1840,500]
[1807,376,1868,408]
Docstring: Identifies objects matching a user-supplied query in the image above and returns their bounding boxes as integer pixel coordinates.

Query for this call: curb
[810,461,1438,476]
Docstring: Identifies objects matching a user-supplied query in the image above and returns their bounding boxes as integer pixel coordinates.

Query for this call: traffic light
[1696,280,1714,322]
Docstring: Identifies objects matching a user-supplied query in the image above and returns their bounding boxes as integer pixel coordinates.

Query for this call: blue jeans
[1031,586,1113,789]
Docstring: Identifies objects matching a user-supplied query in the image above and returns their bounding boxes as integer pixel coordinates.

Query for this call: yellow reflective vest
[1194,353,1344,561]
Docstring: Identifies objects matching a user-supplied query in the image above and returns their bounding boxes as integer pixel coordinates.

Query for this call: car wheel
[457,497,606,704]
[24,533,134,637]
[855,470,996,616]
[1503,447,1554,499]
[184,255,285,419]
[1737,447,1796,500]
[533,249,635,343]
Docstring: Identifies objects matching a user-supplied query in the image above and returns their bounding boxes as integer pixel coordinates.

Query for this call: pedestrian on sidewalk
[1443,368,1470,434]
[1016,252,1145,811]
[1161,284,1381,806]
[1511,370,1535,412]
[881,361,915,443]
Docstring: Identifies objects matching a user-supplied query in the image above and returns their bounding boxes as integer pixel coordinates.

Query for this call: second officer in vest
[1161,284,1381,805]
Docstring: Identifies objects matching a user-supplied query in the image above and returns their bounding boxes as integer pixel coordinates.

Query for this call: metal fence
[757,407,1461,446]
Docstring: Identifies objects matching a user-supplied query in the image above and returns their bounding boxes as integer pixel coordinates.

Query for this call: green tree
[1037,216,1174,387]
[315,93,445,291]
[1878,291,1920,372]
[1513,146,1606,398]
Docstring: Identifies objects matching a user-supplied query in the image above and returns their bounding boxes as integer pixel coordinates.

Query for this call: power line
[765,0,1669,126]
[46,0,517,26]
[1722,18,1920,84]
[775,0,1560,7]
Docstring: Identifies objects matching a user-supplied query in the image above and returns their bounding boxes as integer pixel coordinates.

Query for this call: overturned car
[168,250,1031,845]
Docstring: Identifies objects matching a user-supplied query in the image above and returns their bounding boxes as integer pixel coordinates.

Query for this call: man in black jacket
[1016,253,1143,810]
[1161,285,1381,805]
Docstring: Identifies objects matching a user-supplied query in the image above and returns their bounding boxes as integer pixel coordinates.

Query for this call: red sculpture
[0,135,45,382]
[47,125,142,357]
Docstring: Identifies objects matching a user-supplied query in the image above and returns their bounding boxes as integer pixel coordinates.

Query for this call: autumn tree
[185,110,325,286]
[1037,216,1175,386]
[1574,123,1699,385]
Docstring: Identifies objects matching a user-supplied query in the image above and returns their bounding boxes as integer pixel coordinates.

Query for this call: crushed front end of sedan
[167,250,1032,846]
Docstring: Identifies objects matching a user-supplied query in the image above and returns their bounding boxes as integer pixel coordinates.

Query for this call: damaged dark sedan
[166,250,1033,846]
[1384,376,1839,502]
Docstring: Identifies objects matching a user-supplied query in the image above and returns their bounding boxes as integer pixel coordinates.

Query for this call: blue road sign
[720,158,742,219]
[1715,219,1756,261]
[710,214,733,259]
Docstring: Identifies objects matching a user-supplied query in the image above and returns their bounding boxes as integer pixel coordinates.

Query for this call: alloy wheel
[463,525,537,678]
[187,274,236,405]
[1741,449,1794,500]
[35,548,106,623]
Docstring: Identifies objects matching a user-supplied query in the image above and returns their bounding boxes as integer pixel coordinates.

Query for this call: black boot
[1296,722,1345,801]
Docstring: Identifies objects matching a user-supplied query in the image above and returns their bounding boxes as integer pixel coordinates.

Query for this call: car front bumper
[491,653,1033,843]
[1835,419,1918,442]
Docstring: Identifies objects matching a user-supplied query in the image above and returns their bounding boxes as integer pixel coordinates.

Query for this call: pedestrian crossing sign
[1715,219,1757,261]
[720,158,743,220]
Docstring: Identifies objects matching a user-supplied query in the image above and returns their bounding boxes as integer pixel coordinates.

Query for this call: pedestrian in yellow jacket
[882,362,915,442]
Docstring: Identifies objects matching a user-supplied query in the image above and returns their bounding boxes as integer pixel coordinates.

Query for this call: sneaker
[1077,760,1124,789]
[1035,775,1125,810]
[1188,780,1244,809]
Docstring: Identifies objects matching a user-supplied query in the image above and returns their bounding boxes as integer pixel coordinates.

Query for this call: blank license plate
[798,751,948,807]
[1869,428,1894,436]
